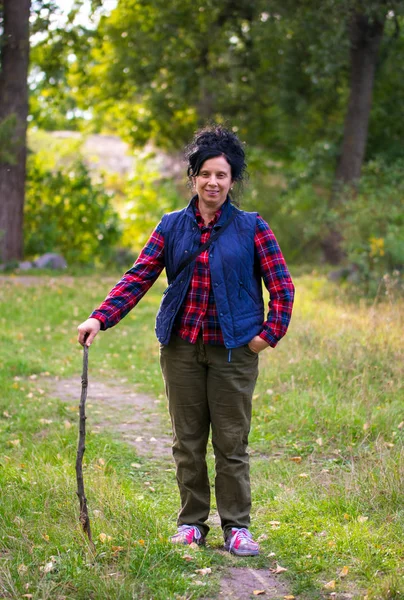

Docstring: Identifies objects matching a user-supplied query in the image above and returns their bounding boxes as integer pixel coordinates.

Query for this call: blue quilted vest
[155,197,265,348]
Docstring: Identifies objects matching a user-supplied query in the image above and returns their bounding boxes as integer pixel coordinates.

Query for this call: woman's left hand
[248,335,270,354]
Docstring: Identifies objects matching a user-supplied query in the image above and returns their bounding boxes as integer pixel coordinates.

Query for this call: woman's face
[193,155,233,211]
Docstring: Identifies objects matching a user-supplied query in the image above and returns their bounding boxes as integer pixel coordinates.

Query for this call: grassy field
[0,272,403,599]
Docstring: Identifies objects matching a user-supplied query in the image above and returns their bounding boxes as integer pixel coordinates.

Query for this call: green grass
[0,272,403,599]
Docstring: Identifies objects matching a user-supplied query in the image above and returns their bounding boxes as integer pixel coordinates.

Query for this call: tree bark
[0,0,31,263]
[335,11,385,184]
[322,9,386,264]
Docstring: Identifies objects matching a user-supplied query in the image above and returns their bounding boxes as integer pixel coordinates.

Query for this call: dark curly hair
[185,125,247,183]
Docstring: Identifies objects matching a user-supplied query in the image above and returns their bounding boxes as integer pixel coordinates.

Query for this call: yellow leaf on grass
[316,437,323,446]
[284,596,296,600]
[339,566,349,578]
[324,580,336,590]
[253,591,265,596]
[290,456,302,463]
[195,568,212,575]
[42,534,50,542]
[99,533,111,543]
[8,439,20,446]
[272,564,288,574]
[137,539,145,546]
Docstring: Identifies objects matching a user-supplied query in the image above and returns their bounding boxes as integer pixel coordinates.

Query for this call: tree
[0,0,31,263]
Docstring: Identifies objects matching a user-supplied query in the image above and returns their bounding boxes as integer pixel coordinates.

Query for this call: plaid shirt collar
[194,197,224,229]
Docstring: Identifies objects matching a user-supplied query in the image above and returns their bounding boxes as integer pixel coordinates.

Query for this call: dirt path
[42,375,292,599]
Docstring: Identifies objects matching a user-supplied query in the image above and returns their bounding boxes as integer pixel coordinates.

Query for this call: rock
[33,253,67,270]
[328,264,360,283]
[18,261,34,270]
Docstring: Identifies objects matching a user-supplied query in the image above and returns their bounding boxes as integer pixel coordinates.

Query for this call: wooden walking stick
[76,344,95,550]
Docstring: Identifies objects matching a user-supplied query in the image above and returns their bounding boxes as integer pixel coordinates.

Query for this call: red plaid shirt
[91,202,294,347]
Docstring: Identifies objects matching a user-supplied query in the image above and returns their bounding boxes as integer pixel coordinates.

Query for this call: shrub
[25,153,121,265]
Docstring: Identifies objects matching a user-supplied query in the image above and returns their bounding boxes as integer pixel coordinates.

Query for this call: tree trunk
[0,0,31,264]
[336,11,385,183]
[322,10,386,264]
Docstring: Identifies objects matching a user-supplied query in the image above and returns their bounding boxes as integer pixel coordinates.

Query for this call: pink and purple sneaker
[224,527,260,556]
[170,524,205,546]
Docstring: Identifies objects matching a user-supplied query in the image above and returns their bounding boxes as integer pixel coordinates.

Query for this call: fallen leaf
[39,418,53,424]
[99,533,107,543]
[290,456,302,463]
[149,437,157,442]
[266,389,274,395]
[137,539,145,546]
[397,421,404,429]
[339,566,349,578]
[284,596,296,600]
[42,534,50,542]
[258,533,268,541]
[194,580,205,586]
[316,437,323,446]
[112,546,124,553]
[363,422,370,431]
[269,521,280,526]
[253,591,265,596]
[22,595,33,599]
[18,564,28,575]
[189,542,200,550]
[324,580,336,590]
[268,552,276,557]
[299,473,309,478]
[8,439,20,447]
[40,560,56,574]
[271,564,288,574]
[64,420,72,429]
[149,487,156,492]
[195,568,212,575]
[182,554,193,561]
[343,513,350,520]
[357,516,368,523]
[93,510,102,518]
[97,458,105,466]
[131,463,141,469]
[3,411,10,418]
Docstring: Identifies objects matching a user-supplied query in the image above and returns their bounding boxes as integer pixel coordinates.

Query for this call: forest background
[1,0,404,292]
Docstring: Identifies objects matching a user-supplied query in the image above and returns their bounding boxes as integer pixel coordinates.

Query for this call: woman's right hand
[77,318,101,347]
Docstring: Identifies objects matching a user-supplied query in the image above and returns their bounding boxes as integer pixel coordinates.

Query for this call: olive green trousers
[160,334,259,538]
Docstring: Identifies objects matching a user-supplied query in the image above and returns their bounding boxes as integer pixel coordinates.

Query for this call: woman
[78,126,294,556]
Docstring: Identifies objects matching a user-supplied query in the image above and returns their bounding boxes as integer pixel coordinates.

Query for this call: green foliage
[24,153,121,264]
[119,155,184,251]
[339,159,404,291]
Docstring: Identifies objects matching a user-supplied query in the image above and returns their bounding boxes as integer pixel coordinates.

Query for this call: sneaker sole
[227,548,259,556]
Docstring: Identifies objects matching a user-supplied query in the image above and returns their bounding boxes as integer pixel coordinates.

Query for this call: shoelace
[177,524,201,541]
[228,527,253,551]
